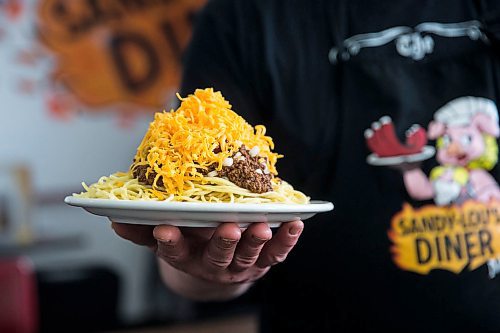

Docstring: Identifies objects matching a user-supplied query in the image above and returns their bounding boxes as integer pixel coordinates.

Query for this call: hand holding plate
[111,220,304,300]
[152,220,303,285]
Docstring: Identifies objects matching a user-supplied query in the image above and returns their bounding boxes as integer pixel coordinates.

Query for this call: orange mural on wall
[36,0,207,111]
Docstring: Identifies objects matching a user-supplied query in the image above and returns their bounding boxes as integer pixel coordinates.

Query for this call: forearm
[157,258,254,301]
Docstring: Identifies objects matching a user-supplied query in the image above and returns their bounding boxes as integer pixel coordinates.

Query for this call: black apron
[179,0,500,332]
[259,1,500,332]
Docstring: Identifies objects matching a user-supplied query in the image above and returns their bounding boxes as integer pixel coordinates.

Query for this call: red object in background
[365,116,427,157]
[0,257,38,333]
[4,0,23,20]
[46,93,75,120]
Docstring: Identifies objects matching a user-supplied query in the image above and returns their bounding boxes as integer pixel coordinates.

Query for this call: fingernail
[251,235,269,244]
[219,237,237,249]
[289,226,302,236]
[156,237,173,244]
[161,238,173,243]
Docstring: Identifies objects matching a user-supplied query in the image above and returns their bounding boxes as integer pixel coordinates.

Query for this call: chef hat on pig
[434,96,498,127]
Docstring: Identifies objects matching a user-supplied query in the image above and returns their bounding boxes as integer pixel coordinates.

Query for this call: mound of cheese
[132,88,281,194]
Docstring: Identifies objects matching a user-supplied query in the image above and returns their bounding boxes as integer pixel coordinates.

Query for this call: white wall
[0,1,181,324]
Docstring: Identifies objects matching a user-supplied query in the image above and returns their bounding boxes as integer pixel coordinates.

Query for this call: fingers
[111,222,156,248]
[153,225,190,266]
[256,220,304,268]
[148,220,302,284]
[203,223,241,272]
[229,223,272,272]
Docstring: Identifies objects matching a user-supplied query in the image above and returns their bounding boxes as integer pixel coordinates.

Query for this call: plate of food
[65,88,334,227]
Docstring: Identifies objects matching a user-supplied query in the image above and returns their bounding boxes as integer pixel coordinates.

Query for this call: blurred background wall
[0,1,232,332]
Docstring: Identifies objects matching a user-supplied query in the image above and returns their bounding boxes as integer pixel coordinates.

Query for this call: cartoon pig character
[403,97,500,206]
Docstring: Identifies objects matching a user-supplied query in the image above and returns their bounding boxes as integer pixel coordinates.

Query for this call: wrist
[158,259,253,301]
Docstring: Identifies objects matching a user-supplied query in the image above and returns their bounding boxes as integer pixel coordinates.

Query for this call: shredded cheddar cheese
[131,88,282,195]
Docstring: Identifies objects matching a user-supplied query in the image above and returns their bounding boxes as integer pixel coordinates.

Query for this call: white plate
[366,145,436,166]
[64,196,334,228]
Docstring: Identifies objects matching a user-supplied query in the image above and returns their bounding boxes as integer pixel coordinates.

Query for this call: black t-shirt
[180,0,500,332]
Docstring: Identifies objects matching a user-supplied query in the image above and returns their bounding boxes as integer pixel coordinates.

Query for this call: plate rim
[64,196,334,213]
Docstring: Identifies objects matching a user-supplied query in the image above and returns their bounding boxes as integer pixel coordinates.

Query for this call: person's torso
[240,1,500,332]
